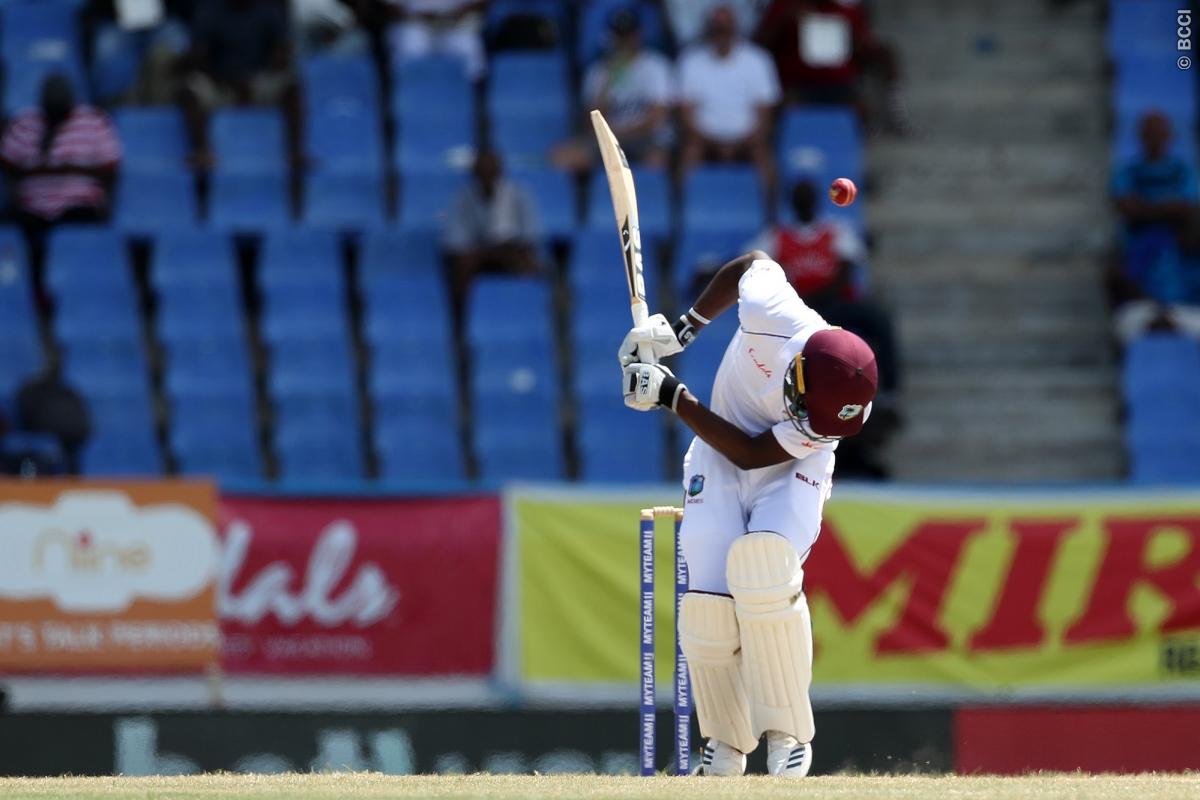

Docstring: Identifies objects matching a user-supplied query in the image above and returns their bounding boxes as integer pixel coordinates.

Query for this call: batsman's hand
[623,362,686,412]
[617,313,694,367]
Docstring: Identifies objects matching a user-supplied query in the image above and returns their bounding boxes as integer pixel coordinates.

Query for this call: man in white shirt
[677,5,781,201]
[619,251,878,778]
[553,9,673,172]
[385,0,486,80]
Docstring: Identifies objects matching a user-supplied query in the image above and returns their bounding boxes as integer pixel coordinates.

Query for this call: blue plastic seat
[359,229,441,279]
[486,0,570,42]
[210,171,291,231]
[1109,0,1182,60]
[391,54,473,118]
[1123,335,1200,395]
[0,227,33,321]
[1114,55,1198,122]
[276,423,365,481]
[375,418,465,482]
[576,399,666,482]
[302,54,384,173]
[45,226,133,297]
[682,167,765,233]
[1,1,80,59]
[361,274,453,343]
[303,171,386,230]
[394,111,476,173]
[473,422,564,480]
[487,52,570,117]
[82,427,163,476]
[672,228,756,300]
[568,228,661,299]
[211,108,286,175]
[0,328,43,396]
[777,106,863,183]
[171,401,262,483]
[577,0,666,65]
[672,313,738,405]
[491,111,570,169]
[113,107,188,173]
[398,171,467,231]
[4,54,88,115]
[466,276,554,348]
[510,167,576,240]
[151,229,238,293]
[261,228,342,278]
[585,167,672,240]
[369,342,457,424]
[115,172,198,235]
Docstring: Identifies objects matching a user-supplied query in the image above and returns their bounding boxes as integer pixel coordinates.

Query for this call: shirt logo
[687,474,705,497]
[746,347,773,379]
[837,404,864,421]
[795,472,821,488]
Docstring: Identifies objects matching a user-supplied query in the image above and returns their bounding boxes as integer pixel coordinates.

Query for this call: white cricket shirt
[707,258,839,459]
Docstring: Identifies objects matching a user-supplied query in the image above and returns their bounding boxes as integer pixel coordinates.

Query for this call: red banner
[217,495,501,675]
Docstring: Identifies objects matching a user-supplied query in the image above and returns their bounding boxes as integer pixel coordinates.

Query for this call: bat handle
[632,300,657,365]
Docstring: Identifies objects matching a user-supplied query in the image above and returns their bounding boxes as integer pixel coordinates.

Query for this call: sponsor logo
[795,472,821,489]
[747,347,773,379]
[837,404,864,421]
[687,475,705,497]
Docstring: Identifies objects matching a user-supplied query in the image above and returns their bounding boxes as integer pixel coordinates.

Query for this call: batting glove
[623,362,686,412]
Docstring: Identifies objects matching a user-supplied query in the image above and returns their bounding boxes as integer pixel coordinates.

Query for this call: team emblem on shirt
[687,474,705,497]
[837,404,864,421]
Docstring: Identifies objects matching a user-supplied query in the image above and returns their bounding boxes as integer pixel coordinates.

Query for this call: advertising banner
[0,480,220,672]
[509,488,1200,694]
[219,495,501,675]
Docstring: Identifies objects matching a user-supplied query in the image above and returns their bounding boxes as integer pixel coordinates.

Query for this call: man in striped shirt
[0,73,122,226]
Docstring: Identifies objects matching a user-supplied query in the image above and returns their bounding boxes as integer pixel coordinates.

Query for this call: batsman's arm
[673,391,792,471]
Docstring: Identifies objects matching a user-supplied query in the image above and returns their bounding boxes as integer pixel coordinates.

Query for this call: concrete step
[903,365,1117,398]
[868,224,1110,259]
[897,334,1113,369]
[889,445,1125,483]
[870,254,1102,288]
[876,1,1102,29]
[868,140,1108,178]
[869,195,1107,230]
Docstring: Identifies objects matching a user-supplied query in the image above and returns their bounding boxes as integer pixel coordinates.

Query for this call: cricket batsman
[619,250,878,777]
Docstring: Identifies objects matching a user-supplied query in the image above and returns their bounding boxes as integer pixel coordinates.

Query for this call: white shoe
[695,739,747,776]
[766,731,812,776]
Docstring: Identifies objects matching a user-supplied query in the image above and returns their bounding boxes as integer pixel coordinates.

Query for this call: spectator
[747,179,899,401]
[444,149,542,302]
[756,0,905,132]
[85,0,192,105]
[0,73,121,300]
[664,0,767,47]
[384,1,487,81]
[292,0,371,54]
[748,178,900,478]
[677,5,780,209]
[552,8,673,173]
[15,360,91,475]
[181,0,303,168]
[1110,112,1200,340]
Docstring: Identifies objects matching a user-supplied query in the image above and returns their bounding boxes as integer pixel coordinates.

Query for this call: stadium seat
[777,106,863,183]
[91,22,142,103]
[398,171,468,231]
[576,400,666,483]
[0,1,80,60]
[474,423,564,480]
[302,54,385,173]
[375,419,466,482]
[1113,55,1197,122]
[210,108,287,175]
[488,52,570,117]
[466,276,554,348]
[585,167,672,240]
[261,228,342,279]
[210,171,291,232]
[671,228,757,300]
[0,431,65,474]
[577,0,666,65]
[393,110,476,173]
[486,0,570,46]
[82,427,163,476]
[276,424,365,481]
[511,167,576,240]
[672,312,739,405]
[361,273,453,344]
[115,171,198,235]
[682,167,765,233]
[1122,335,1200,401]
[360,230,441,279]
[491,110,570,169]
[391,54,472,109]
[1108,0,1181,60]
[170,399,262,483]
[151,229,239,294]
[112,107,188,173]
[303,171,386,230]
[369,339,457,422]
[568,228,661,300]
[3,53,88,115]
[45,227,134,297]
[0,328,43,397]
[0,227,33,321]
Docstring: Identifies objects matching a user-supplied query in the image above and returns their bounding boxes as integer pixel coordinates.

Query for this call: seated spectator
[552,8,673,173]
[181,0,302,167]
[384,1,486,81]
[664,0,766,47]
[444,149,542,302]
[292,0,370,54]
[15,360,91,475]
[678,5,780,208]
[748,179,898,398]
[1111,112,1200,341]
[756,0,905,132]
[0,73,121,298]
[747,179,900,477]
[85,0,192,105]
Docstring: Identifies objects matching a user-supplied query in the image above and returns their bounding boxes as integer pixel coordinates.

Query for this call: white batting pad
[678,592,758,755]
[725,532,815,742]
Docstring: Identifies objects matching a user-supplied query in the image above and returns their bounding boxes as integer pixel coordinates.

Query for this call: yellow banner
[512,489,1200,690]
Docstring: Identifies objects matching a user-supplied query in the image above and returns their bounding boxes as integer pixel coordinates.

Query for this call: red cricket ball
[829,177,857,207]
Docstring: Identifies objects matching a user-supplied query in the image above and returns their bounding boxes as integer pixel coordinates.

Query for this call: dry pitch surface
[3,774,1200,800]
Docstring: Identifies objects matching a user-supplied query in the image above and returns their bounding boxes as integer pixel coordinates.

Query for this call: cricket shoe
[766,731,812,777]
[695,739,746,776]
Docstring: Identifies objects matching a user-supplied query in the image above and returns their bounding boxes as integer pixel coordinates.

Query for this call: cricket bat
[590,109,655,365]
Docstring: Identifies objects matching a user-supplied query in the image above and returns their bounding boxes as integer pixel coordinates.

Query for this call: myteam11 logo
[688,475,705,497]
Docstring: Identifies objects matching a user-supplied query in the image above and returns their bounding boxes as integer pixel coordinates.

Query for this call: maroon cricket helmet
[783,328,878,438]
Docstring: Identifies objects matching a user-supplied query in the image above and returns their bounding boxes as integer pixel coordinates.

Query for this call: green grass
[2,773,1199,800]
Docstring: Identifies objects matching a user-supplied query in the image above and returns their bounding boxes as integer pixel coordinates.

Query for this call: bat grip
[631,301,657,365]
